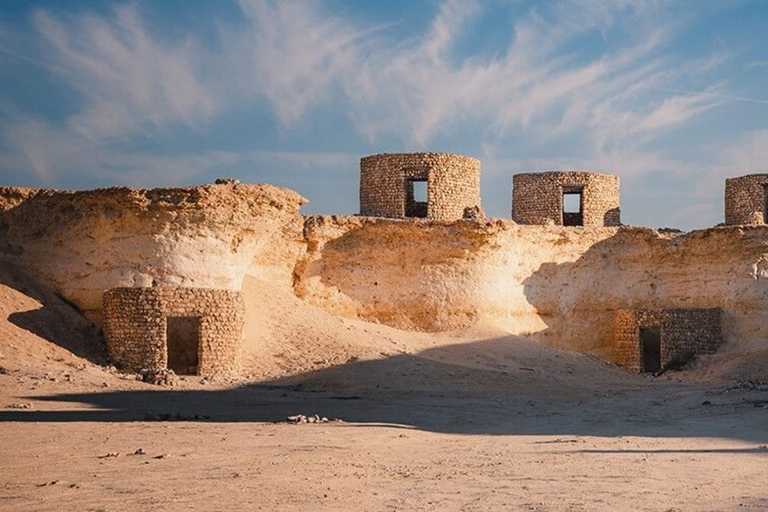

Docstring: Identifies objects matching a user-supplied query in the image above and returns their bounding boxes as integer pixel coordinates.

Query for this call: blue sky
[1,0,767,230]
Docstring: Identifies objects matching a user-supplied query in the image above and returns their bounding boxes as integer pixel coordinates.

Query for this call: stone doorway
[166,316,200,375]
[639,326,661,373]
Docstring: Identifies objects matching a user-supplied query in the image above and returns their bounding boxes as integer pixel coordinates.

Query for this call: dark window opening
[639,326,661,373]
[166,316,200,375]
[405,178,428,218]
[562,187,584,226]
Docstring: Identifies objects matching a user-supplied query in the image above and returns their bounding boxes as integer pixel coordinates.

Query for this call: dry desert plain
[1,265,768,511]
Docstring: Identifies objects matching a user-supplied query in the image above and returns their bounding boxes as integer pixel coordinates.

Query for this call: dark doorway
[639,327,661,373]
[562,187,584,226]
[166,316,200,375]
[405,178,428,218]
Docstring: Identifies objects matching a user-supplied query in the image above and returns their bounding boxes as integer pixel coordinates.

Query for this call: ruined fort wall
[103,287,244,376]
[613,308,722,372]
[512,172,620,226]
[359,153,481,220]
[724,174,768,225]
[4,182,768,366]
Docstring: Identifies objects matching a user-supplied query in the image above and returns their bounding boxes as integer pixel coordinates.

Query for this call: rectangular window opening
[412,180,428,203]
[639,326,661,374]
[405,176,428,218]
[562,187,584,226]
[563,192,582,213]
[166,316,200,375]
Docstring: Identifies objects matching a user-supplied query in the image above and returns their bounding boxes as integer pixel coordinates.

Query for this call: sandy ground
[1,269,768,511]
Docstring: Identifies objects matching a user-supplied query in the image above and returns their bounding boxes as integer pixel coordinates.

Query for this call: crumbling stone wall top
[360,152,481,220]
[512,171,620,227]
[613,308,722,373]
[724,174,768,225]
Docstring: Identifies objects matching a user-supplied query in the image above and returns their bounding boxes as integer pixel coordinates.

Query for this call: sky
[0,0,767,230]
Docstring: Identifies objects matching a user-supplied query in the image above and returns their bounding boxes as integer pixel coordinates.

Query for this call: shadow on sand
[2,336,767,445]
[0,262,107,364]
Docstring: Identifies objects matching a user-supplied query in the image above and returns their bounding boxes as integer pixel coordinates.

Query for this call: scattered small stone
[35,480,59,487]
[153,454,169,459]
[98,452,120,458]
[6,402,33,409]
[280,414,340,424]
[132,448,146,455]
[701,400,712,406]
[0,366,8,375]
[138,368,178,386]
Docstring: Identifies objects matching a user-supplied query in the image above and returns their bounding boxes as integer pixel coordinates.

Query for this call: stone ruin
[103,287,244,377]
[512,171,621,227]
[3,158,763,379]
[613,308,722,373]
[359,152,481,220]
[724,174,768,225]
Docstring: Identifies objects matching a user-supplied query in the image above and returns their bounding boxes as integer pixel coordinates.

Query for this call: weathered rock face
[3,182,768,363]
[295,217,768,358]
[0,183,306,322]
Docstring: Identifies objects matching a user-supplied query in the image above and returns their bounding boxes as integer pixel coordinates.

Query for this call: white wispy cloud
[33,4,218,139]
[0,0,758,231]
[229,0,366,127]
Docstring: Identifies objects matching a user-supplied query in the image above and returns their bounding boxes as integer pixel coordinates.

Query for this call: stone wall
[102,287,244,377]
[724,174,768,225]
[512,171,620,227]
[613,308,722,373]
[359,153,481,220]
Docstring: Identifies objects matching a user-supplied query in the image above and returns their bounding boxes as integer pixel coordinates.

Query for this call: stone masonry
[724,174,768,225]
[613,308,722,373]
[102,287,244,377]
[512,171,620,227]
[359,153,481,220]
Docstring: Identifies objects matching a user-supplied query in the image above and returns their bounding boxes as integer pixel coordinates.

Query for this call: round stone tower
[512,171,620,227]
[359,153,481,220]
[724,174,768,225]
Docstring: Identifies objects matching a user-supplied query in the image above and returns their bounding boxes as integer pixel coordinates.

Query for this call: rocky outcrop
[3,182,768,364]
[0,183,306,323]
[295,216,768,358]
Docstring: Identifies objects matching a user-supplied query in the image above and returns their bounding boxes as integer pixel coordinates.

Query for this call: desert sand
[1,265,767,511]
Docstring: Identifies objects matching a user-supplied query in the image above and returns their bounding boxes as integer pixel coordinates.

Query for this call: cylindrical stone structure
[512,171,621,227]
[359,153,481,220]
[724,174,768,225]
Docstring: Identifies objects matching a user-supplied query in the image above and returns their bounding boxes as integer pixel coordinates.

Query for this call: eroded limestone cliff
[295,216,768,359]
[0,183,306,323]
[2,183,768,363]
